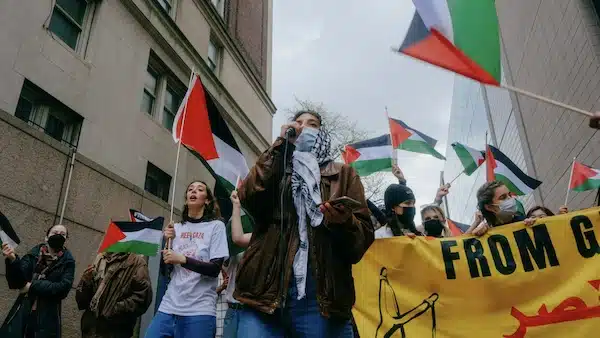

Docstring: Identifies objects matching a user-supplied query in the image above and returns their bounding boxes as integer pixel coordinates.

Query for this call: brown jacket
[233,138,374,319]
[76,253,152,338]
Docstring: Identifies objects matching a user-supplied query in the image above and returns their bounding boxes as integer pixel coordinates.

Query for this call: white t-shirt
[375,226,394,239]
[225,252,243,304]
[159,219,229,316]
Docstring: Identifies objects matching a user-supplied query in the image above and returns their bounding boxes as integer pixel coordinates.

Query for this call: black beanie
[384,184,415,212]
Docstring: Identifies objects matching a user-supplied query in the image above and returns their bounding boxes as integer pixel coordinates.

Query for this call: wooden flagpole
[564,157,576,206]
[501,84,593,118]
[385,106,397,167]
[167,67,196,249]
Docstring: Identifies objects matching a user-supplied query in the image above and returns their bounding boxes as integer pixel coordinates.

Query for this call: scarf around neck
[291,128,331,300]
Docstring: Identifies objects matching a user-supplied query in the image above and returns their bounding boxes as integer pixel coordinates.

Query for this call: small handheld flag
[569,161,600,192]
[98,217,164,256]
[388,118,445,160]
[451,142,485,176]
[0,211,20,249]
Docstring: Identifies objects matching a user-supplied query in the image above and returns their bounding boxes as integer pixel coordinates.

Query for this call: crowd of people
[0,109,590,338]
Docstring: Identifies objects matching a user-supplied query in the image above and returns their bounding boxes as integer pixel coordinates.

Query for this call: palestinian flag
[342,134,394,177]
[398,0,501,86]
[388,118,445,160]
[451,142,485,176]
[129,209,153,222]
[486,145,542,196]
[98,218,164,256]
[172,73,253,256]
[569,161,600,192]
[447,219,468,236]
[0,211,20,249]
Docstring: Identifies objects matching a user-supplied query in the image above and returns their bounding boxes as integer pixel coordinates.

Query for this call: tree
[286,98,389,201]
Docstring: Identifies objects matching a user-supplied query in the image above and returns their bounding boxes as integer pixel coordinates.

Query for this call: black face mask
[423,219,445,238]
[398,207,416,225]
[47,234,66,250]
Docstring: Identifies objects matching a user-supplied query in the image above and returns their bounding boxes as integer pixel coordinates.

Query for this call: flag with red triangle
[569,161,600,192]
[447,219,468,236]
[98,218,164,256]
[388,118,445,160]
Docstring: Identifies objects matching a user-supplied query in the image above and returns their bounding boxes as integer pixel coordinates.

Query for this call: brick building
[0,0,273,336]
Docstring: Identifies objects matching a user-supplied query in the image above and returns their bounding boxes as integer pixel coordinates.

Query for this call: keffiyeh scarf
[291,128,332,300]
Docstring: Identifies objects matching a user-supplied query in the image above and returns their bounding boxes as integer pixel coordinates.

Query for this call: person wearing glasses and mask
[468,181,526,236]
[1,224,75,338]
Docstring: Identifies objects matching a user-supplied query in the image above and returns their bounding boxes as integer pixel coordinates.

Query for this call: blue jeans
[236,268,353,338]
[144,311,216,338]
[223,306,242,338]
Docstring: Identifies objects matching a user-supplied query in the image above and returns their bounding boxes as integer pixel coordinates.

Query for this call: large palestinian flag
[172,74,253,256]
[486,145,542,196]
[98,218,164,256]
[451,142,485,175]
[398,0,501,86]
[342,135,394,176]
[569,161,600,192]
[388,118,445,160]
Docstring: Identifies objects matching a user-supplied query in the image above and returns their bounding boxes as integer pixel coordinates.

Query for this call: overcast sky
[270,0,455,222]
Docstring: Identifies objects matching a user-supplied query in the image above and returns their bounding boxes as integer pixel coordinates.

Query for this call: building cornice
[120,0,272,153]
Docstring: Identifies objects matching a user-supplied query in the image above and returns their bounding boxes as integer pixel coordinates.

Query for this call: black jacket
[1,244,76,338]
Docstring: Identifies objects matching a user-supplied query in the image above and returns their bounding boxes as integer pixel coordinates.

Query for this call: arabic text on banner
[353,207,600,338]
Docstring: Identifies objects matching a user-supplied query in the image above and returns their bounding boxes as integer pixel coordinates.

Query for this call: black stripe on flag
[0,211,20,244]
[489,145,542,190]
[205,91,242,153]
[114,217,164,232]
[391,118,438,147]
[348,134,391,149]
[399,11,430,50]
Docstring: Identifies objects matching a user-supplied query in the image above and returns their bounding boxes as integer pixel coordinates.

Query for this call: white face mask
[294,127,319,152]
[495,198,517,224]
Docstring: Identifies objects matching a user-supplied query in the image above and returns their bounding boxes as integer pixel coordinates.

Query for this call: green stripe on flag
[349,158,393,177]
[496,174,525,196]
[453,144,478,175]
[105,241,160,256]
[398,139,446,160]
[448,0,501,83]
[572,178,600,192]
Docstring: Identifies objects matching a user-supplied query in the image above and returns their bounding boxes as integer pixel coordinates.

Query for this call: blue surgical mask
[294,127,319,152]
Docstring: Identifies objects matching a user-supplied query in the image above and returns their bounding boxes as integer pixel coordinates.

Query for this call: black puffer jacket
[1,244,75,338]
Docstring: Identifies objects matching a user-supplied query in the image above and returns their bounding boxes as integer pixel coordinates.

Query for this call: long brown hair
[477,180,504,226]
[181,181,221,222]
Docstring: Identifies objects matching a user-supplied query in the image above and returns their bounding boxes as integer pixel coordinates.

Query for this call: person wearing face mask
[417,205,452,238]
[1,224,75,338]
[381,184,422,238]
[234,110,373,337]
[468,181,526,236]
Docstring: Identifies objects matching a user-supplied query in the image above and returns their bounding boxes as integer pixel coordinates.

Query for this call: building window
[208,39,222,73]
[211,0,226,17]
[142,67,159,116]
[15,80,83,148]
[158,0,173,14]
[142,51,186,131]
[162,87,181,131]
[145,162,171,202]
[48,0,92,50]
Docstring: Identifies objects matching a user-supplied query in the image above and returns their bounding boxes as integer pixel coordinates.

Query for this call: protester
[145,181,229,338]
[382,183,421,238]
[234,110,373,337]
[75,251,152,338]
[1,224,75,338]
[526,206,555,219]
[468,181,526,236]
[417,204,452,238]
[222,190,252,338]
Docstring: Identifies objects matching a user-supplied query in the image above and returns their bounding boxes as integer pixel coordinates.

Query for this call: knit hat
[384,184,415,212]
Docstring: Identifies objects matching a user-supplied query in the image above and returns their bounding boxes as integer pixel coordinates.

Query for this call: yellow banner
[353,207,600,338]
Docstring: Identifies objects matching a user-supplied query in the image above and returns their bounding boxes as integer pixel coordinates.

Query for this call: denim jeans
[223,306,242,338]
[236,267,353,338]
[144,311,216,338]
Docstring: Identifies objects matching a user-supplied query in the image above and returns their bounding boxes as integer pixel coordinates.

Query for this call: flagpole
[385,106,397,167]
[448,171,464,185]
[564,157,576,206]
[59,148,76,224]
[501,84,593,118]
[168,67,196,249]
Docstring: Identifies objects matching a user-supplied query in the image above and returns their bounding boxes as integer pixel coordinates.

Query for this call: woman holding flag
[145,181,229,338]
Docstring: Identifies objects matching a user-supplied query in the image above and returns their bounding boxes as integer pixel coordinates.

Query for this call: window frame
[211,0,226,17]
[142,66,160,117]
[47,0,96,54]
[144,162,172,202]
[162,85,182,131]
[207,38,222,73]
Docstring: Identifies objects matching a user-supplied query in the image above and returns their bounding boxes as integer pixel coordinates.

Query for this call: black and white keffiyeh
[291,128,331,300]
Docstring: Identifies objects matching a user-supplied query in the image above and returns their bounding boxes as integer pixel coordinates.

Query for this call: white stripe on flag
[496,162,535,195]
[0,231,18,249]
[355,145,394,161]
[120,228,163,245]
[208,135,249,186]
[412,0,454,41]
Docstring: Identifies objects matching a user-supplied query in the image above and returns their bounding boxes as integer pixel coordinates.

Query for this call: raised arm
[230,190,252,248]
